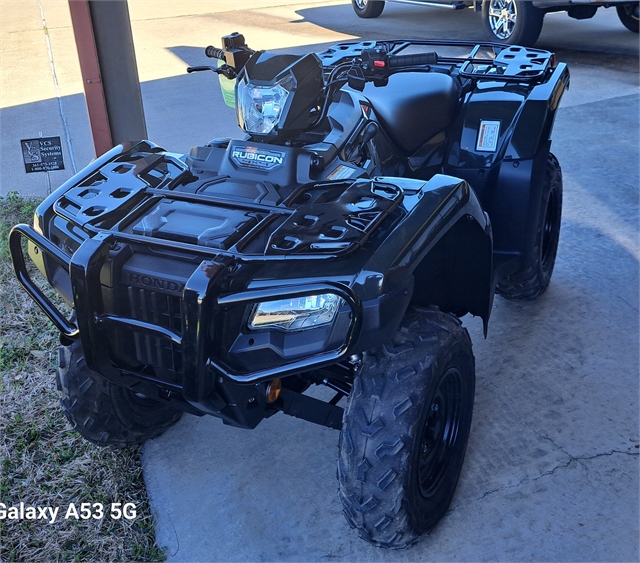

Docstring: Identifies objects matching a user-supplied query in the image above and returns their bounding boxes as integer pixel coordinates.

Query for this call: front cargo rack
[9,142,375,393]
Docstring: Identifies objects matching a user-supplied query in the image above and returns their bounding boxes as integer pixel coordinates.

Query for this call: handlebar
[199,37,253,79]
[388,51,438,69]
[344,47,440,91]
[203,33,254,74]
[205,46,226,60]
[360,46,438,76]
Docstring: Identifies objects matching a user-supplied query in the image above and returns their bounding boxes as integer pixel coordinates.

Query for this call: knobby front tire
[338,307,475,548]
[57,340,182,448]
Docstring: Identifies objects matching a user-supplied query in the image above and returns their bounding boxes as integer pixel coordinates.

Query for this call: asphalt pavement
[1,1,638,561]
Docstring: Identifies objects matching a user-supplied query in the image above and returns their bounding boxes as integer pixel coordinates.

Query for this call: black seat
[363,72,459,154]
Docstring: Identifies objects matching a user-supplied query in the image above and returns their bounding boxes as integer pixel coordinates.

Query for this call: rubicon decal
[231,146,286,171]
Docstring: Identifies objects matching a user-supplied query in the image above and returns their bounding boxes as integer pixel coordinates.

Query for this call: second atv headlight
[249,293,344,331]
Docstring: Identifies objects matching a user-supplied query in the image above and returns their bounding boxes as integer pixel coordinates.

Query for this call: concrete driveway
[2,1,638,561]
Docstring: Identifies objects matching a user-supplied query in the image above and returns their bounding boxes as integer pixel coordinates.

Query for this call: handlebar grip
[388,52,438,69]
[205,46,226,60]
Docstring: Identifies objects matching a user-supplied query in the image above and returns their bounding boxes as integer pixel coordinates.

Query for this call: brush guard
[9,224,361,414]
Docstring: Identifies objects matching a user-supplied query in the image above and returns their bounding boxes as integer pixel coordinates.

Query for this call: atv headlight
[237,75,293,135]
[249,293,344,331]
[235,51,323,136]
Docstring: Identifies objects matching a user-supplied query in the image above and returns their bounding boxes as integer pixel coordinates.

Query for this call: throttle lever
[347,66,366,91]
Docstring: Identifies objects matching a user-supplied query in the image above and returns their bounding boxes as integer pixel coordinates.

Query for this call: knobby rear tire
[57,340,182,448]
[338,307,475,548]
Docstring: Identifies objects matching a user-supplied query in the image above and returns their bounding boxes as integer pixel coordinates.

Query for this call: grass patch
[0,192,165,562]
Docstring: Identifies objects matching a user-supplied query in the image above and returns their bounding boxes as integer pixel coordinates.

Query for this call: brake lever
[187,65,217,73]
[186,65,237,79]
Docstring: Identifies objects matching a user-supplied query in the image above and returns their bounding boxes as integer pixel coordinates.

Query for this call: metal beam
[68,0,147,157]
[68,0,112,156]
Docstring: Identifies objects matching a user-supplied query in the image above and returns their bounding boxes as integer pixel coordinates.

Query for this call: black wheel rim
[119,387,160,411]
[541,187,560,270]
[418,368,463,498]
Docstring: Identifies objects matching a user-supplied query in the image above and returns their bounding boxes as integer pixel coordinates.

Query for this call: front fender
[359,174,494,333]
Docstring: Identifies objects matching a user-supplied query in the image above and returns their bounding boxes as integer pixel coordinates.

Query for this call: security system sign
[21,137,65,173]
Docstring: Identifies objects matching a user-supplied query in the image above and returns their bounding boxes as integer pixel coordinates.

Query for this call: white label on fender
[327,164,356,180]
[476,120,500,152]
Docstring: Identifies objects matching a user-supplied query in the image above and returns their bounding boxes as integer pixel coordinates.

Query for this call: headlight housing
[249,293,344,331]
[237,75,294,135]
[235,51,323,137]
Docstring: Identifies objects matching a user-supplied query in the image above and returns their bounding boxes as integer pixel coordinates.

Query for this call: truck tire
[352,0,385,18]
[57,340,182,448]
[482,0,544,46]
[338,307,475,548]
[497,152,562,300]
[617,3,639,32]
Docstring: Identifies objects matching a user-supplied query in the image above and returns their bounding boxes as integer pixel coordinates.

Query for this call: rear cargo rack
[318,38,556,83]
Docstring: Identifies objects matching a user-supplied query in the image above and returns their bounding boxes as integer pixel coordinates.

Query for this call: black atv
[10,34,568,548]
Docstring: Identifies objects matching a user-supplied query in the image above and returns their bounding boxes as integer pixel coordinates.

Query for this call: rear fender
[507,63,569,159]
[489,146,550,265]
[446,63,569,169]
